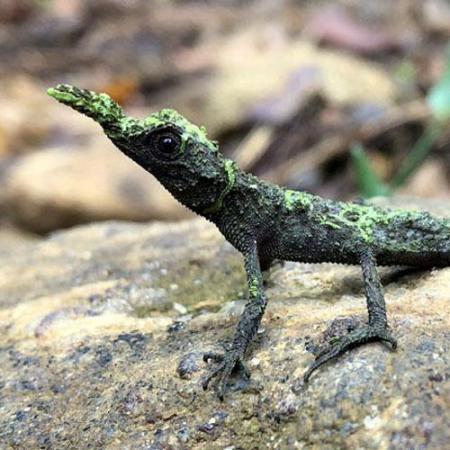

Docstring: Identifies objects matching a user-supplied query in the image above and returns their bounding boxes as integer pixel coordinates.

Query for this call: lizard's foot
[303,324,397,383]
[201,350,250,400]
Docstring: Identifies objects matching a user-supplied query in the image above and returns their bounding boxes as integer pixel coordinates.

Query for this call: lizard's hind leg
[303,247,397,382]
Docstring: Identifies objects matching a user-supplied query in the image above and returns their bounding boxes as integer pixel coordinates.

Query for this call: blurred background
[1,0,450,249]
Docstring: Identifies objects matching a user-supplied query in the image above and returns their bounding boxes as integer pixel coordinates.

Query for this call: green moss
[284,189,314,211]
[48,85,219,151]
[334,205,386,241]
[248,275,260,298]
[282,188,404,242]
[203,159,238,214]
[318,215,342,230]
[145,109,218,153]
[48,85,143,139]
[318,204,387,242]
[317,201,432,243]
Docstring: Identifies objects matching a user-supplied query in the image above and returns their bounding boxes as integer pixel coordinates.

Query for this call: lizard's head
[48,84,229,212]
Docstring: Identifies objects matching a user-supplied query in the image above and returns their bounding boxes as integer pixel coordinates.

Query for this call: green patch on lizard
[284,190,314,212]
[203,159,238,214]
[48,85,218,152]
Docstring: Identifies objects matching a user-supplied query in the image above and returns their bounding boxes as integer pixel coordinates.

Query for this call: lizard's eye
[143,126,182,160]
[159,135,178,153]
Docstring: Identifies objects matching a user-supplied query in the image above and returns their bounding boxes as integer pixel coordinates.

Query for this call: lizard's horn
[47,84,142,139]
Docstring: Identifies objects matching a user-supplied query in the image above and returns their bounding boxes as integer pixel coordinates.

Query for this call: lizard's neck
[201,159,238,216]
[112,136,234,216]
[203,167,284,227]
[154,158,237,217]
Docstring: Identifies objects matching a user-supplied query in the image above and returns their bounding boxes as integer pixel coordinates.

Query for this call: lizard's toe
[237,359,251,380]
[375,328,398,350]
[203,352,224,363]
[201,350,249,400]
[303,324,398,383]
[201,362,225,390]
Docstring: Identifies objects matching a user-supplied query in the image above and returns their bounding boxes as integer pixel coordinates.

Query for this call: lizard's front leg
[303,247,397,382]
[202,242,267,400]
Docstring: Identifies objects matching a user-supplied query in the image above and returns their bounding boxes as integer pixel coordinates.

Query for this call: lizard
[48,84,450,400]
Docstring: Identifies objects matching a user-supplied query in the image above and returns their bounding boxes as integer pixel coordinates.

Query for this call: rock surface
[0,214,449,449]
[0,77,192,233]
[0,223,37,255]
[1,138,192,234]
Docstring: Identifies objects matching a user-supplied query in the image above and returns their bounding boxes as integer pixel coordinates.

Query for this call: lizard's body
[48,85,450,399]
[206,172,450,268]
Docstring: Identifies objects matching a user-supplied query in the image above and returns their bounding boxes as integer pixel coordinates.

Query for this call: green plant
[351,44,450,198]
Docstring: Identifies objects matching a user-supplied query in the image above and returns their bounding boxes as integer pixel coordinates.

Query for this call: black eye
[142,126,182,160]
[158,135,178,153]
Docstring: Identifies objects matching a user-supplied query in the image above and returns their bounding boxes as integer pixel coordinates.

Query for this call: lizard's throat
[155,159,238,216]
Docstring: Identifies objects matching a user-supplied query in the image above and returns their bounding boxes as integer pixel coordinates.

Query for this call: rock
[398,159,450,201]
[2,138,192,233]
[0,223,38,255]
[0,208,449,448]
[0,77,55,157]
[0,76,106,157]
[0,77,192,233]
[421,0,450,36]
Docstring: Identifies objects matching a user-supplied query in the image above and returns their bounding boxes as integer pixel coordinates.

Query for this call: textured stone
[0,211,449,449]
[0,223,37,256]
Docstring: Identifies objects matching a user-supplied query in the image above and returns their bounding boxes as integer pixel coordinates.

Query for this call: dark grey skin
[48,85,450,400]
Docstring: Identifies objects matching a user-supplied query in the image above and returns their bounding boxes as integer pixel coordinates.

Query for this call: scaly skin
[48,84,450,399]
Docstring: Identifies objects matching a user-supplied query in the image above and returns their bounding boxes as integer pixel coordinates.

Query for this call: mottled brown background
[1,0,450,241]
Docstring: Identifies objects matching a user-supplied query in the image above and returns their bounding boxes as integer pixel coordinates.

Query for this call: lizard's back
[273,189,450,268]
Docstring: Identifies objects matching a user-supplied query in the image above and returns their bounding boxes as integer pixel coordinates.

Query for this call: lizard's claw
[202,351,250,400]
[303,325,397,383]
